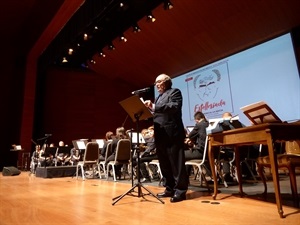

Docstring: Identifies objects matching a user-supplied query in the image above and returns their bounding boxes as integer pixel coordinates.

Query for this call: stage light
[83,33,88,41]
[89,59,96,64]
[163,0,173,10]
[68,48,73,55]
[133,23,141,33]
[99,50,106,57]
[146,13,156,22]
[108,42,115,50]
[62,57,68,63]
[120,34,127,42]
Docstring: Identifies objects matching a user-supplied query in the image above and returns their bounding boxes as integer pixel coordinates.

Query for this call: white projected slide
[157,33,300,126]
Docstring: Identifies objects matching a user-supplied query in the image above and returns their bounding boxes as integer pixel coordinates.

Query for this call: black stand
[112,95,164,205]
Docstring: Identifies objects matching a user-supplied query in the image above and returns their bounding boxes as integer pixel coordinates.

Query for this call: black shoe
[224,173,234,183]
[170,194,186,203]
[152,175,160,181]
[207,178,219,184]
[141,178,151,183]
[157,191,174,198]
[116,170,122,180]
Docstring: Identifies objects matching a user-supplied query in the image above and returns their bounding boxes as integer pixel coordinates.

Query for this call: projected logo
[185,60,233,120]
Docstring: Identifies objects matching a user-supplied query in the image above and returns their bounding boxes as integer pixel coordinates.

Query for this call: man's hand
[144,100,153,109]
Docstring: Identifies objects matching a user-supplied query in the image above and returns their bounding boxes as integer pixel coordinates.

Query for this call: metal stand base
[112,181,164,205]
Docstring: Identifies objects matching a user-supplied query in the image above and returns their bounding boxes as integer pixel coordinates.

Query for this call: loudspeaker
[2,166,21,176]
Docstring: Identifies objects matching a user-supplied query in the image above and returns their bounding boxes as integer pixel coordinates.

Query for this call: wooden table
[208,123,300,218]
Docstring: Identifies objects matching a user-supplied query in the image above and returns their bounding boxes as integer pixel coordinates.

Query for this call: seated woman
[69,147,80,165]
[30,145,47,173]
[105,127,128,179]
[99,131,114,161]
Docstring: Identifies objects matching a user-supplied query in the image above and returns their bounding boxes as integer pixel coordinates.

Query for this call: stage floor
[0,172,299,225]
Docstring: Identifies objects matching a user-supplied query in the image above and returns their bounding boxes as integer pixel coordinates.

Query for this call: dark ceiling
[2,0,300,88]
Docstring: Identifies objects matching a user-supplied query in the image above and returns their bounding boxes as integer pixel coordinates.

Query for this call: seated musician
[184,111,210,176]
[213,112,245,183]
[133,126,159,182]
[105,127,129,179]
[55,141,70,166]
[69,147,80,165]
[38,144,55,167]
[99,131,114,161]
[30,145,42,173]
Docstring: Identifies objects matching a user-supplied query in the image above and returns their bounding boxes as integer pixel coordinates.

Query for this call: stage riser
[36,166,76,178]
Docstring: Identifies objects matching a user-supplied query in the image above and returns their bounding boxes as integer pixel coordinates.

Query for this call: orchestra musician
[69,147,80,165]
[54,141,69,166]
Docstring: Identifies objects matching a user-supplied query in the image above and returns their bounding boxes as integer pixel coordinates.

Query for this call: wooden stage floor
[0,171,299,225]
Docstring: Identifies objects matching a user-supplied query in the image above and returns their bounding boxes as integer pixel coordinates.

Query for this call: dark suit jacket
[211,119,245,133]
[153,88,185,143]
[188,120,209,152]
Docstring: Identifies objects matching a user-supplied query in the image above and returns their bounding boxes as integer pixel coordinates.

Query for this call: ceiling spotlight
[120,2,124,7]
[163,0,173,10]
[68,48,73,55]
[62,57,68,63]
[99,50,106,57]
[120,34,127,42]
[83,33,88,41]
[108,43,115,50]
[133,24,141,33]
[89,59,96,64]
[146,13,156,22]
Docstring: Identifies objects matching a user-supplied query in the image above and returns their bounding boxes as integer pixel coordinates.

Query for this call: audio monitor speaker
[2,166,21,176]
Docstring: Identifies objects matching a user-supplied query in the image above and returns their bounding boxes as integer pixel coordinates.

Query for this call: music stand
[240,101,282,125]
[112,95,164,205]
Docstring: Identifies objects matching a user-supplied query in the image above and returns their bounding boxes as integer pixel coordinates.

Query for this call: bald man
[144,74,189,203]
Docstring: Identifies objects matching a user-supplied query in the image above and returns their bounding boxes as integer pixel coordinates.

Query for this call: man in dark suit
[144,74,189,202]
[185,111,210,176]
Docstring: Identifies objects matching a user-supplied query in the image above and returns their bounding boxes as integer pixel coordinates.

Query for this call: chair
[185,136,210,189]
[257,140,300,208]
[148,160,163,185]
[214,148,235,188]
[76,142,100,181]
[106,139,131,181]
[98,142,112,179]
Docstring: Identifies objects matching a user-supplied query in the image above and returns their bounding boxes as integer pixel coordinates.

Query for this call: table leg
[208,143,218,200]
[234,147,244,196]
[266,137,284,218]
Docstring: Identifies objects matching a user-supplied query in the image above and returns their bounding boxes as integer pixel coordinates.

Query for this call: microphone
[131,87,150,95]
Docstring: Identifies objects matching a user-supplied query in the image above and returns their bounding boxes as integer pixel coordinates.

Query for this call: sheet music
[76,141,86,150]
[95,139,105,148]
[128,132,145,144]
[186,126,194,134]
[206,118,223,134]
